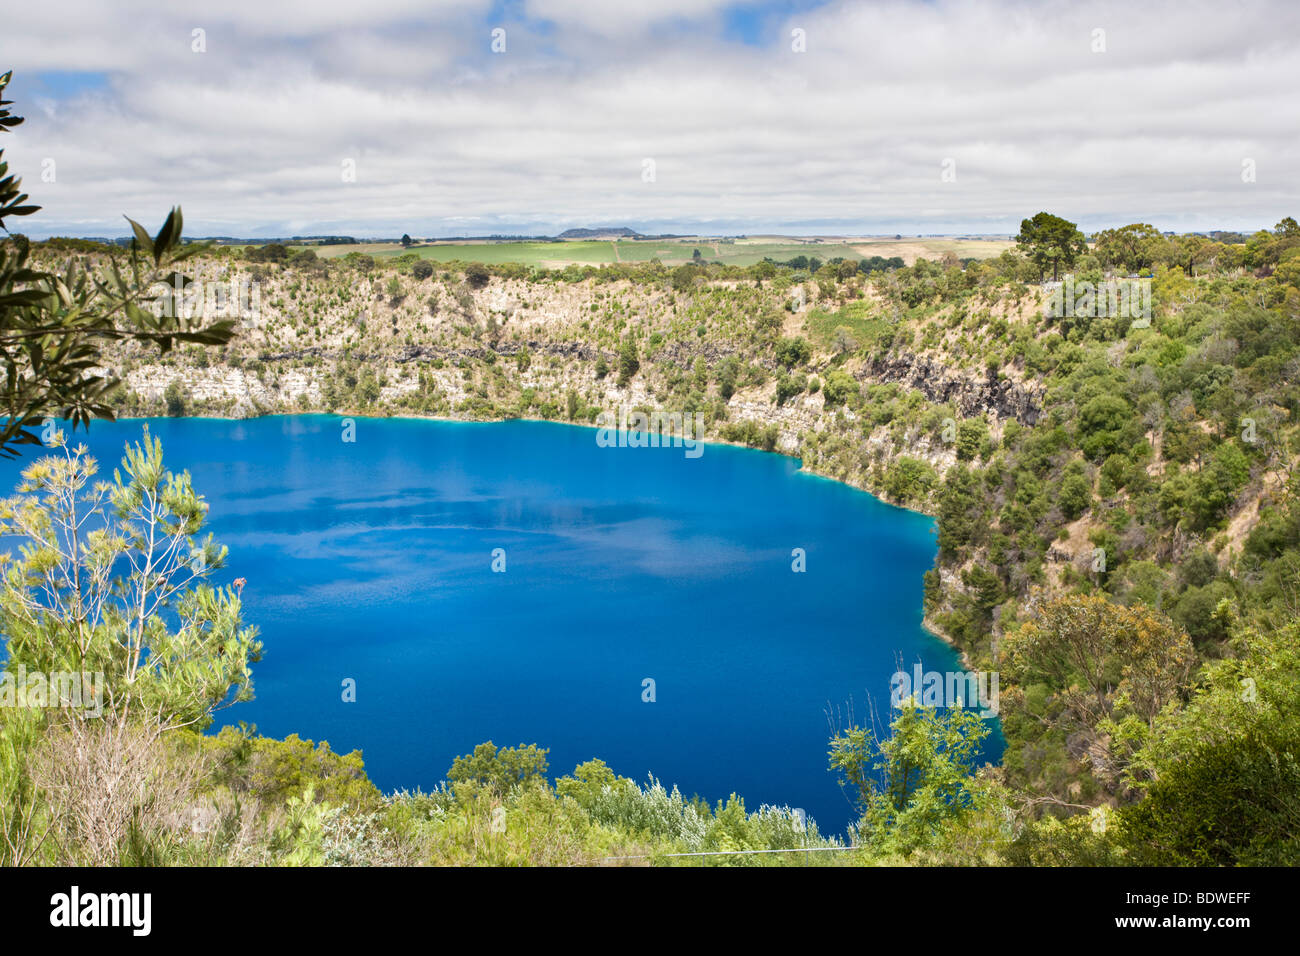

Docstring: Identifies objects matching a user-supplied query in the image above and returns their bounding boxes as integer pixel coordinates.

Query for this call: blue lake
[1,415,1001,834]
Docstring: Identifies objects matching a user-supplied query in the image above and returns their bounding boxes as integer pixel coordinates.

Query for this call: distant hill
[557,227,643,240]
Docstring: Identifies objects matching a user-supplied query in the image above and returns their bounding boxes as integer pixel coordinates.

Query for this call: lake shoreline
[109,406,941,519]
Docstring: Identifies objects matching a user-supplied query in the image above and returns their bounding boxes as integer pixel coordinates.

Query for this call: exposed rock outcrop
[864,350,1044,425]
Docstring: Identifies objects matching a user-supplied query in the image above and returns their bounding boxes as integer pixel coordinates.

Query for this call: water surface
[3,415,999,833]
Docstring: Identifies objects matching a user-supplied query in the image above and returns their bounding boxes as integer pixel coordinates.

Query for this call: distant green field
[286,236,1014,268]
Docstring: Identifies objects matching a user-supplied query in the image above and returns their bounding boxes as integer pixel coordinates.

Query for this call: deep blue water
[2,415,1001,834]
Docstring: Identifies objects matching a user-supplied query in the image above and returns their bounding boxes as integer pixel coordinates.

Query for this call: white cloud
[2,0,1297,236]
[522,0,749,38]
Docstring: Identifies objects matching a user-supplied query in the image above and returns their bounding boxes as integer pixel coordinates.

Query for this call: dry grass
[30,712,207,865]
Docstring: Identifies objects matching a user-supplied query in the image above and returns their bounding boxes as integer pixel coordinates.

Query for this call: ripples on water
[1,415,1001,834]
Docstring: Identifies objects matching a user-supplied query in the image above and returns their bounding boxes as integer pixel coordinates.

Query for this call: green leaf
[152,207,181,263]
[124,216,155,258]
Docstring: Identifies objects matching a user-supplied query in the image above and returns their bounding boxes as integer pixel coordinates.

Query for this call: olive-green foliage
[955,418,986,462]
[883,456,937,505]
[204,726,382,812]
[1117,622,1300,865]
[774,336,812,369]
[720,419,779,452]
[821,369,859,407]
[246,243,288,263]
[447,741,550,796]
[164,379,188,417]
[1016,211,1086,281]
[1058,470,1092,520]
[0,431,261,729]
[828,702,991,857]
[617,337,639,386]
[774,371,806,405]
[1000,594,1195,805]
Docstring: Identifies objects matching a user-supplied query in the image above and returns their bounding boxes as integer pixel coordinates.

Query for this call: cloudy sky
[2,0,1297,238]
